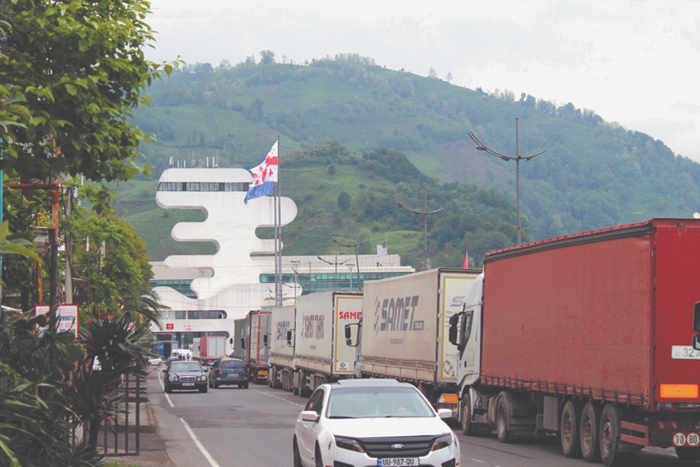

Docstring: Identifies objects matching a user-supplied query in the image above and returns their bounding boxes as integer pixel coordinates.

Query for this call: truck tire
[599,404,622,467]
[461,394,473,436]
[580,401,602,463]
[496,396,511,443]
[561,400,583,458]
[675,447,700,461]
[293,372,300,395]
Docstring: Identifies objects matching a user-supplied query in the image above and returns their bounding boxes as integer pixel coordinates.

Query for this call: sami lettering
[339,311,362,320]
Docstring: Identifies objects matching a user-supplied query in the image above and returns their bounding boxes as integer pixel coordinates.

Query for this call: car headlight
[431,434,453,451]
[169,375,177,382]
[199,375,207,382]
[335,436,365,453]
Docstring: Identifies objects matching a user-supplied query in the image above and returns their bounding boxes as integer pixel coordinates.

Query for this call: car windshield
[220,360,244,369]
[170,362,202,372]
[326,387,435,419]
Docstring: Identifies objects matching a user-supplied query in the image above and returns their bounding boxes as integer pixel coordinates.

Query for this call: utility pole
[391,183,444,271]
[317,255,348,291]
[470,118,546,245]
[328,223,366,291]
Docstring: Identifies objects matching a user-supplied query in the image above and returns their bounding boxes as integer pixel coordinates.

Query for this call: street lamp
[469,118,546,245]
[391,183,444,270]
[328,222,366,291]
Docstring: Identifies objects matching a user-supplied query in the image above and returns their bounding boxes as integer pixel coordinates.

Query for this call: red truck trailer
[449,219,700,466]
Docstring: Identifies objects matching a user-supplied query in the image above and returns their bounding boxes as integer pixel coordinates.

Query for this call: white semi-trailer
[268,304,296,391]
[346,268,480,409]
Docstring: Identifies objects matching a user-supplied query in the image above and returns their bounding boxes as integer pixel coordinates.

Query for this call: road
[146,369,697,467]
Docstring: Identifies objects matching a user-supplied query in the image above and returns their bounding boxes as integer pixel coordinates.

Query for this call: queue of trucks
[447,218,700,466]
[231,218,700,466]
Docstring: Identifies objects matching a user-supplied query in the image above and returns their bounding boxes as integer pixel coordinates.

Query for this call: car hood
[326,417,450,439]
[172,370,204,376]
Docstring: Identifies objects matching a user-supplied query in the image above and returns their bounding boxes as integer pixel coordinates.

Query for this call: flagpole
[275,137,282,307]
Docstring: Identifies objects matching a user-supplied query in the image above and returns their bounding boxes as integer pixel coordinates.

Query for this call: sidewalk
[106,366,174,467]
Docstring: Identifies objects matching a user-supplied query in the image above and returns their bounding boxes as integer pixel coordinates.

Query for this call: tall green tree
[0,0,175,182]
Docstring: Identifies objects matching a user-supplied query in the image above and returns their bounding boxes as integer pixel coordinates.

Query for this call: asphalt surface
[138,369,699,467]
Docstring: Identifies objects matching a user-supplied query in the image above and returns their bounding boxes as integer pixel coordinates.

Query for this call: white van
[171,349,193,360]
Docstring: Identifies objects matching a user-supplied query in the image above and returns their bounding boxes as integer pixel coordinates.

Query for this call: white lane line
[180,417,222,467]
[157,372,175,407]
[254,389,305,408]
[471,459,486,464]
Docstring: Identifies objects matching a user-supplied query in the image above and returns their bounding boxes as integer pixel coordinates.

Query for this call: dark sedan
[163,361,208,393]
[208,358,248,389]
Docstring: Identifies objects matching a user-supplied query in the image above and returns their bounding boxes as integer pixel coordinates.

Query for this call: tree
[337,191,351,211]
[260,50,276,65]
[445,72,453,83]
[428,67,437,79]
[0,0,175,183]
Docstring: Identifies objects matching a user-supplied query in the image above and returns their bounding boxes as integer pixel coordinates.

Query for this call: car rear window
[221,360,245,369]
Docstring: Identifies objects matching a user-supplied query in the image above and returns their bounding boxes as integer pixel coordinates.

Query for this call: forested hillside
[120,53,700,267]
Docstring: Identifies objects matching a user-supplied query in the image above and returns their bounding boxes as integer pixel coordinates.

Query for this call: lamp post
[328,222,366,291]
[469,118,546,245]
[391,183,444,270]
[317,255,348,291]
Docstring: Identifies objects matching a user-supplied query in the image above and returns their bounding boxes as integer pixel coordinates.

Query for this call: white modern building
[151,166,414,353]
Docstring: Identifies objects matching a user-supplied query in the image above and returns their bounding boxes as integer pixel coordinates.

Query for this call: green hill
[118,53,700,268]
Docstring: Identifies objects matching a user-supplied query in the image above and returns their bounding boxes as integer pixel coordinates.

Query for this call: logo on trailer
[373,295,423,335]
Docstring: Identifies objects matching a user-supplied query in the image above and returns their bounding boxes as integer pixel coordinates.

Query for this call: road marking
[471,459,485,464]
[254,389,305,408]
[180,417,222,467]
[158,372,175,407]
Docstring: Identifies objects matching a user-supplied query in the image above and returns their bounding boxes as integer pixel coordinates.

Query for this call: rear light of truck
[660,384,699,399]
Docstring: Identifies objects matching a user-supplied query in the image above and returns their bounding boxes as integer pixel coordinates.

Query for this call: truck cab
[450,273,484,388]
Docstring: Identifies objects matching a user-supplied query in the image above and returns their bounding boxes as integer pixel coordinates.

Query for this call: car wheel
[243,383,249,389]
[293,437,303,467]
[165,384,172,394]
[315,445,323,467]
[214,381,219,389]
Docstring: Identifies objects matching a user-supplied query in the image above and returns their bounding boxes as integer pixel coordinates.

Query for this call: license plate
[182,383,195,386]
[378,458,419,466]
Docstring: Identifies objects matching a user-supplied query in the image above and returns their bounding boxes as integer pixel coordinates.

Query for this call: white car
[293,379,460,467]
[148,357,163,366]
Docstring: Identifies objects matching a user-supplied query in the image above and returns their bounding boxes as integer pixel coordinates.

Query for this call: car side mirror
[437,408,452,419]
[300,410,319,422]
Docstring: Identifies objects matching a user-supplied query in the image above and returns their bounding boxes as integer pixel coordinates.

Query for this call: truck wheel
[580,401,602,462]
[675,447,700,461]
[599,404,622,467]
[561,400,583,458]
[496,396,511,443]
[268,368,274,387]
[461,394,473,436]
[293,372,300,396]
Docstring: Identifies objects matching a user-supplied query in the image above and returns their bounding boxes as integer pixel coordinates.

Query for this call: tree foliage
[0,0,175,182]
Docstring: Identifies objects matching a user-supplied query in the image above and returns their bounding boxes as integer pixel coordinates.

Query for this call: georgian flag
[244,141,278,204]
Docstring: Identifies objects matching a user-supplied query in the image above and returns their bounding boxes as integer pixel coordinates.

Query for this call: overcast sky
[145,0,700,162]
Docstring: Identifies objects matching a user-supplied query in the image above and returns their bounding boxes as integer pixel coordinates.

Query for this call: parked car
[148,357,163,366]
[293,379,459,467]
[162,361,208,393]
[208,358,249,389]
